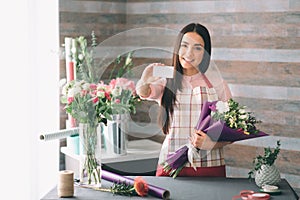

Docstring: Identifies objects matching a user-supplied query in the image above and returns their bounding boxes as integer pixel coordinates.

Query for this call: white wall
[0,0,59,199]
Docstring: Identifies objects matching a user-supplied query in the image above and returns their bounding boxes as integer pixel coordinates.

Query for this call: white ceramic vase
[255,164,281,187]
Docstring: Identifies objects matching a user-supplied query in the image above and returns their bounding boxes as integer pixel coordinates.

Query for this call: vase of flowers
[61,79,109,186]
[103,77,139,155]
[61,77,140,172]
[248,140,281,187]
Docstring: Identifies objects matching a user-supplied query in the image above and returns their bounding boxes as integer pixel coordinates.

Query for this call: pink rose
[109,79,117,89]
[114,99,121,104]
[67,97,74,104]
[90,83,97,90]
[115,78,136,93]
[128,80,136,95]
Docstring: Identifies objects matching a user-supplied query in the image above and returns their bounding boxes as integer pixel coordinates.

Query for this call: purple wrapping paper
[101,170,170,199]
[166,145,188,169]
[195,101,268,142]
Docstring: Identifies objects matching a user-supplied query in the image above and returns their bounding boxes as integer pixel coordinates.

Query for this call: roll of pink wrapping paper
[68,61,74,82]
[101,170,170,199]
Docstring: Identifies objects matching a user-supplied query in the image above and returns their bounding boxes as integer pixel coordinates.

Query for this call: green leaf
[248,140,281,178]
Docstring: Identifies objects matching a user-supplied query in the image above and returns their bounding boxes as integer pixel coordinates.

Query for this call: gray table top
[41,177,299,200]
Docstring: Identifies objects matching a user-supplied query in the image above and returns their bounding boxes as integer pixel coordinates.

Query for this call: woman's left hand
[190,130,231,150]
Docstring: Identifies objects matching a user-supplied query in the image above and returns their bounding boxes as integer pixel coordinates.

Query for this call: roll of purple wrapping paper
[101,170,170,199]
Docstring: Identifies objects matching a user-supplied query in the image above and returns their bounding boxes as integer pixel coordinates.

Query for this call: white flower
[73,81,81,89]
[97,83,107,91]
[68,85,81,97]
[78,53,84,61]
[97,91,105,98]
[112,86,122,96]
[82,82,90,91]
[239,114,248,120]
[216,101,230,114]
[239,109,246,114]
[229,117,236,128]
[62,81,74,96]
[67,88,75,97]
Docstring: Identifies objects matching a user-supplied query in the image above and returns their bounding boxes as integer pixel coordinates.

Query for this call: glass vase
[104,113,129,155]
[79,122,102,187]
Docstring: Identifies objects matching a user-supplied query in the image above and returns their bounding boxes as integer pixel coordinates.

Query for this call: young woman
[136,23,232,177]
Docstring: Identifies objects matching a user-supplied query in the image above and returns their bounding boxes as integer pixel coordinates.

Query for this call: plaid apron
[156,76,225,176]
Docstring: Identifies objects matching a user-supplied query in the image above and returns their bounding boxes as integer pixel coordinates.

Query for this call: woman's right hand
[141,63,165,82]
[136,63,165,97]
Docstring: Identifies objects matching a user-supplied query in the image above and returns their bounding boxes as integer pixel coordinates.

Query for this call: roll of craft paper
[101,170,170,199]
[39,127,79,141]
[58,170,74,197]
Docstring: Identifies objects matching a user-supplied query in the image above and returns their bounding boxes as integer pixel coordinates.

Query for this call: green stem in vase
[81,122,101,185]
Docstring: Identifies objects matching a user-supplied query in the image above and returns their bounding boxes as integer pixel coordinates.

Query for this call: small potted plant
[248,140,281,187]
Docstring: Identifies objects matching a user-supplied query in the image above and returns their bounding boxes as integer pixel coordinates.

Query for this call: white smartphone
[153,66,174,78]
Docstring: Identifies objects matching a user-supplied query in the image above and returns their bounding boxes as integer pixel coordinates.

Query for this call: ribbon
[232,190,270,200]
[187,143,200,171]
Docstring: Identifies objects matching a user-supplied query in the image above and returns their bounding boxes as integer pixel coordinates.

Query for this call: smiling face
[178,32,205,75]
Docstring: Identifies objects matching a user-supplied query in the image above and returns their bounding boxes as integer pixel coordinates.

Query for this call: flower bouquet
[61,78,140,124]
[195,98,268,142]
[163,98,269,178]
[107,77,140,116]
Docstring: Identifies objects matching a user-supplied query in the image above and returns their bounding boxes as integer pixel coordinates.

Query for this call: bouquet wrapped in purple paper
[163,99,268,178]
[163,145,189,178]
[195,99,268,142]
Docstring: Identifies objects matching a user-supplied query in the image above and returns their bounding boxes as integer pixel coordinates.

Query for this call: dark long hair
[159,23,212,134]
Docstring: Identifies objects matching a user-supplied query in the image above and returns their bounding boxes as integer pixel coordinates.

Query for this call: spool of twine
[57,170,74,197]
